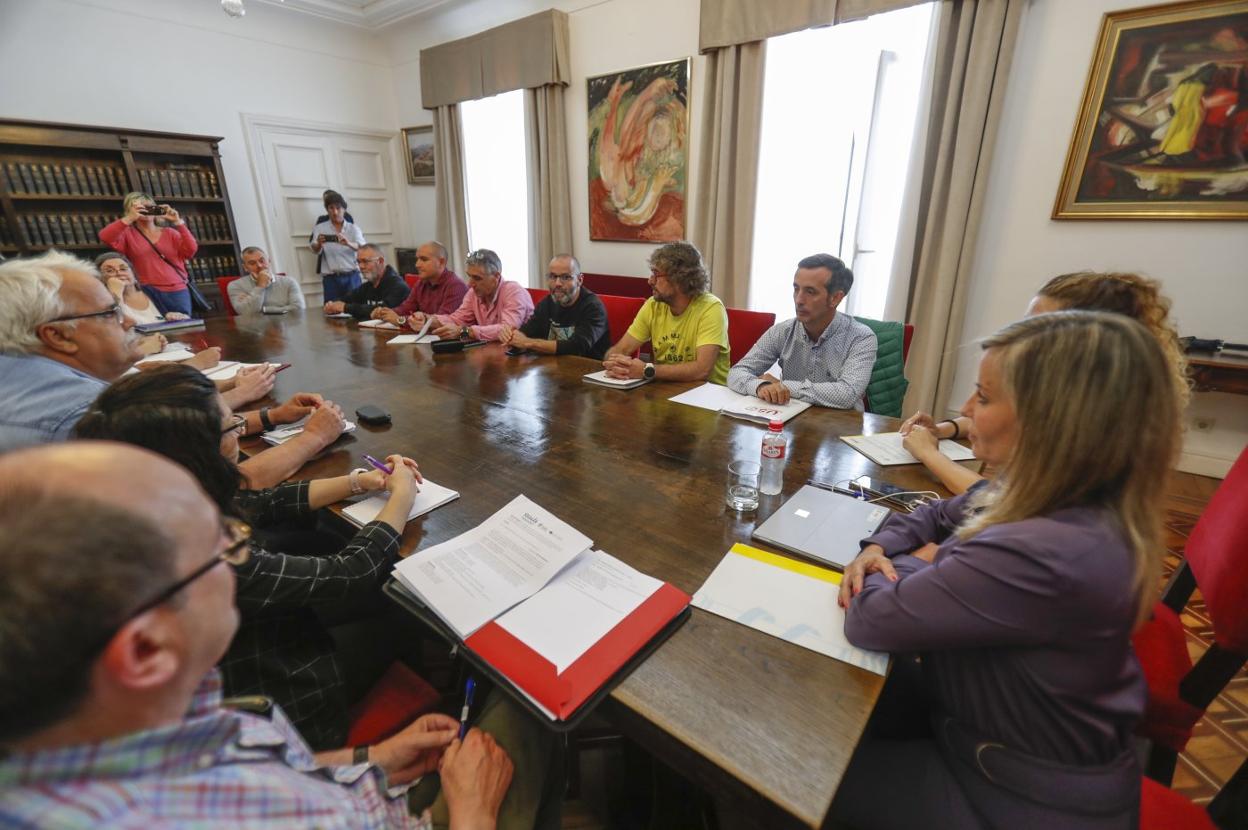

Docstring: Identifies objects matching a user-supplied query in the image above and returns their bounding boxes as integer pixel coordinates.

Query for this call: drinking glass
[726,460,761,512]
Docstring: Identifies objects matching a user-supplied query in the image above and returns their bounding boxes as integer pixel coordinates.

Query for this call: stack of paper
[342,478,460,527]
[359,319,400,331]
[668,383,812,424]
[693,543,888,675]
[388,333,440,345]
[325,311,354,319]
[261,417,356,445]
[203,361,287,381]
[583,370,650,389]
[841,432,976,466]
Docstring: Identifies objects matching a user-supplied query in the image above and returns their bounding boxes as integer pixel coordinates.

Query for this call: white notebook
[669,383,811,424]
[841,432,976,466]
[359,319,400,330]
[261,418,357,445]
[583,370,651,389]
[342,478,459,527]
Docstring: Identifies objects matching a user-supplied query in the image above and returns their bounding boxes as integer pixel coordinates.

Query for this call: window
[749,4,935,322]
[460,89,531,282]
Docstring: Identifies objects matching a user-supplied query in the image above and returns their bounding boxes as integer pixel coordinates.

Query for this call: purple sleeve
[844,527,1067,653]
[862,493,971,557]
[437,278,469,315]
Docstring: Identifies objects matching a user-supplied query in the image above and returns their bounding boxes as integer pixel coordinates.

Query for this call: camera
[319,233,337,244]
[141,205,167,216]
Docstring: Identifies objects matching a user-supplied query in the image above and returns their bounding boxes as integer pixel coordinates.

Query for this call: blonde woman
[98,191,198,317]
[833,311,1181,829]
[900,271,1189,494]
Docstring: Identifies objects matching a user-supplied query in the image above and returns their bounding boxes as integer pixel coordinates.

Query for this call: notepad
[669,383,811,424]
[135,347,196,364]
[388,333,440,345]
[693,543,888,675]
[359,319,400,330]
[841,432,976,466]
[260,418,356,445]
[342,478,459,527]
[583,370,651,389]
[325,312,353,319]
[134,318,205,334]
[202,361,287,381]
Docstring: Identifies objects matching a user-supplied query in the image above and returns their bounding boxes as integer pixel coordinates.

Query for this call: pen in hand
[458,677,476,739]
[362,454,394,475]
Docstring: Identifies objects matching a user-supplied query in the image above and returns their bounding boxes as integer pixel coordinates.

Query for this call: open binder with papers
[386,495,690,729]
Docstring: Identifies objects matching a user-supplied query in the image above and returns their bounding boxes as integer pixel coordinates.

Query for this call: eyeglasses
[358,257,382,265]
[220,414,247,436]
[48,303,124,325]
[547,273,577,284]
[118,517,252,627]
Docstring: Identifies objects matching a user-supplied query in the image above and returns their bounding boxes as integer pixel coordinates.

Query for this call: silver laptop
[751,485,892,570]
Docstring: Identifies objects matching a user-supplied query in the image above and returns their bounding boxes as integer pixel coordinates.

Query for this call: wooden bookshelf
[0,119,244,314]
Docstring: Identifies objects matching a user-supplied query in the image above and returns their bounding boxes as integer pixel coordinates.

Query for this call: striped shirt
[0,670,427,829]
[727,313,877,409]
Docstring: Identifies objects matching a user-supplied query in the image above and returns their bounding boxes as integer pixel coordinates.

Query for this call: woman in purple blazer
[833,311,1181,830]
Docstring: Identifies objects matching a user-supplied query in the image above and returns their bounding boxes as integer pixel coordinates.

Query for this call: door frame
[240,113,411,284]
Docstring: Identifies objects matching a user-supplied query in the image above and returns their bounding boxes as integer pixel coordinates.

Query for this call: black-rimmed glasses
[117,517,252,628]
[546,273,577,283]
[48,303,124,325]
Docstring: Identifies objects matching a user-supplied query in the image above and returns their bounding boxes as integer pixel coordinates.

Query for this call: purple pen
[362,454,393,474]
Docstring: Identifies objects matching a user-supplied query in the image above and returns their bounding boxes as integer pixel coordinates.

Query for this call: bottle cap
[768,419,783,431]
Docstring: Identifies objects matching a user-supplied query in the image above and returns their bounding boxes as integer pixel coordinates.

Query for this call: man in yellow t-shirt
[602,241,730,385]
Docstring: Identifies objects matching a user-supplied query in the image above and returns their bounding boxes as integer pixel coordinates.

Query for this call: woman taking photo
[98,192,198,317]
[834,311,1181,829]
[309,189,365,302]
[75,364,421,750]
[899,271,1189,494]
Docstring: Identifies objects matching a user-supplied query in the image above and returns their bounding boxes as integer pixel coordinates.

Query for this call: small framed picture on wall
[402,125,435,185]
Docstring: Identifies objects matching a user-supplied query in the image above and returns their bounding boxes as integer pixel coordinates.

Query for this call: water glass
[725,460,761,512]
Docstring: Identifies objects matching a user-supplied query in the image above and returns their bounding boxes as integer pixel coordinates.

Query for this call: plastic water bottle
[760,420,787,495]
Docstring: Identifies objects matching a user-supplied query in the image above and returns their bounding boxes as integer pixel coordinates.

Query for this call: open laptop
[751,485,892,570]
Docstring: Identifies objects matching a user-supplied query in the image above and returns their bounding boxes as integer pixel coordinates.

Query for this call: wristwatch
[643,362,656,380]
[461,326,471,340]
[258,407,275,432]
[353,745,369,764]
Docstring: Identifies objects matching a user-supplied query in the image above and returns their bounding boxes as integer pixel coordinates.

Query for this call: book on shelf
[138,169,152,195]
[47,216,65,246]
[72,167,89,196]
[188,170,203,198]
[389,494,691,728]
[84,166,101,196]
[51,165,69,195]
[69,215,87,245]
[17,163,35,193]
[2,163,17,193]
[170,170,183,198]
[205,170,220,198]
[34,216,52,246]
[31,165,48,194]
[107,167,124,196]
[158,170,173,199]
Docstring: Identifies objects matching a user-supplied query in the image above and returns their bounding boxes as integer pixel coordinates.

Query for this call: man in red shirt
[372,241,468,327]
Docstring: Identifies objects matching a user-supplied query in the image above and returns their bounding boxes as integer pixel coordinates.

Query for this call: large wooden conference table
[179,312,960,830]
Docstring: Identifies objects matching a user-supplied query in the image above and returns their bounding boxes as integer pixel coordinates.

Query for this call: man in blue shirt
[0,251,145,452]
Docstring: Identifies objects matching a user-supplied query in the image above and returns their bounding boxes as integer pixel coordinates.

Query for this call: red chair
[1133,447,1248,824]
[345,661,441,747]
[1141,777,1217,829]
[599,294,645,346]
[582,272,650,298]
[216,276,241,316]
[725,307,775,363]
[903,323,915,365]
[403,273,419,290]
[528,287,550,305]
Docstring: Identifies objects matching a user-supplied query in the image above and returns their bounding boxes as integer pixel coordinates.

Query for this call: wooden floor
[560,469,1238,828]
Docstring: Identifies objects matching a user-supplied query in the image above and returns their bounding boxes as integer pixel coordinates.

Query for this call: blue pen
[362,454,393,475]
[458,677,476,739]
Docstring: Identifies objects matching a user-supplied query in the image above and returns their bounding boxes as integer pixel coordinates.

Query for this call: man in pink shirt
[371,241,468,327]
[409,248,534,342]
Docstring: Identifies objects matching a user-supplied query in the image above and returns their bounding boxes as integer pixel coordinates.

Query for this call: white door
[247,117,405,303]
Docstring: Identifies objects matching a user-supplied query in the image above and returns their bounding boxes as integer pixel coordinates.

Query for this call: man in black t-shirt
[322,244,409,320]
[499,254,610,359]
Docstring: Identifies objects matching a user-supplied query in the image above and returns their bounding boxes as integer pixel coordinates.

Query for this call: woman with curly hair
[900,271,1189,494]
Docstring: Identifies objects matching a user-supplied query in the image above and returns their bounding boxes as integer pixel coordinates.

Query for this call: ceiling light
[222,0,245,18]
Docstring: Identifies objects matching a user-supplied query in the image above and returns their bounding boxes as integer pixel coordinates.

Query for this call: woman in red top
[98,191,198,317]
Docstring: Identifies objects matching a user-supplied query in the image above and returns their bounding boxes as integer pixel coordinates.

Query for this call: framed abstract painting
[1054,0,1248,220]
[587,58,690,241]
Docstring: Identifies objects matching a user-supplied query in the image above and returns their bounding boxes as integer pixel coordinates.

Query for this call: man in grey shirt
[228,246,306,315]
[727,253,876,409]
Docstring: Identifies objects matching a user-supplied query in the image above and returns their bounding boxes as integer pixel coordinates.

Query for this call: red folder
[463,582,691,721]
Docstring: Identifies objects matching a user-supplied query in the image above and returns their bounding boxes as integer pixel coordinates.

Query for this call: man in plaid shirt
[0,444,544,829]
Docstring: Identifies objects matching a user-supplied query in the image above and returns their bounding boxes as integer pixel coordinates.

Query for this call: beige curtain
[699,0,928,51]
[692,40,766,309]
[432,104,470,272]
[901,0,1024,416]
[525,85,573,286]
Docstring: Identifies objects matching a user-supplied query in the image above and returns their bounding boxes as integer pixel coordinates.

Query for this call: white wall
[951,0,1248,478]
[0,0,398,274]
[382,0,705,280]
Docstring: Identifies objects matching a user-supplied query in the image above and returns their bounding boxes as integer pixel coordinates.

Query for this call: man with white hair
[0,252,345,490]
[0,250,145,452]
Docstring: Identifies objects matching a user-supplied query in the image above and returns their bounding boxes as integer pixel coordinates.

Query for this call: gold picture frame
[1053,0,1248,220]
[401,125,434,185]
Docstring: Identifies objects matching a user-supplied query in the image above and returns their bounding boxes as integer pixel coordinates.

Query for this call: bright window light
[749,4,934,323]
[461,90,531,284]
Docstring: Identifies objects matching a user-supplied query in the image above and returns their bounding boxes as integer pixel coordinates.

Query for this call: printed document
[393,495,592,637]
[495,550,662,673]
[842,431,976,466]
[693,543,888,675]
[669,383,811,424]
